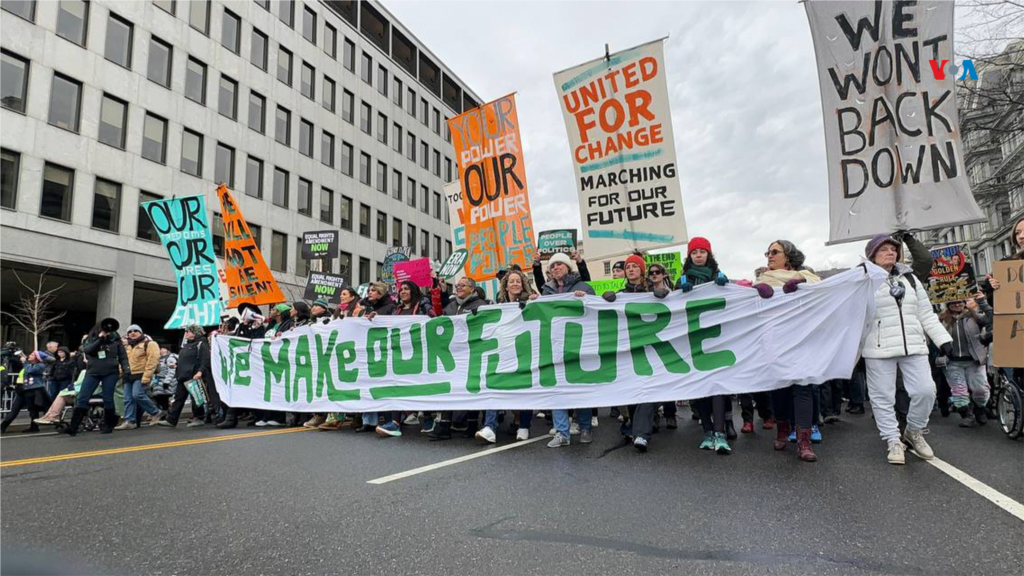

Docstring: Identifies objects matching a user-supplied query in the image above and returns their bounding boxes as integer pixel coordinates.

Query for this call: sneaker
[155,420,175,427]
[265,420,284,427]
[580,429,593,444]
[547,434,569,448]
[609,407,620,419]
[699,431,715,450]
[788,429,797,443]
[515,428,529,441]
[569,422,581,435]
[403,413,420,426]
[591,416,599,428]
[887,439,906,465]
[740,420,754,434]
[823,414,840,424]
[255,420,268,427]
[549,427,558,436]
[665,416,678,429]
[114,420,137,430]
[33,417,59,425]
[633,436,648,453]
[714,432,732,455]
[318,419,344,431]
[810,425,822,443]
[762,418,775,430]
[376,422,402,437]
[186,419,205,428]
[846,405,865,415]
[903,429,934,460]
[451,424,468,432]
[145,412,165,426]
[475,426,497,444]
[420,419,436,434]
[303,415,326,428]
[536,412,546,419]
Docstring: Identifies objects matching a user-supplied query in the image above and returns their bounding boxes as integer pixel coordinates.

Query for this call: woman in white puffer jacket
[862,235,953,466]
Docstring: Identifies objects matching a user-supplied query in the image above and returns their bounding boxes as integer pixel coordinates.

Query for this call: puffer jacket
[541,272,595,296]
[126,337,160,384]
[940,302,991,365]
[153,352,178,396]
[862,263,952,359]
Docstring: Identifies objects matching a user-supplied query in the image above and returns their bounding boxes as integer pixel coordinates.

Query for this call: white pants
[865,354,936,443]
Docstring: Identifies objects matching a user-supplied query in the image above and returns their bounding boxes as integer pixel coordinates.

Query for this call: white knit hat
[548,252,574,270]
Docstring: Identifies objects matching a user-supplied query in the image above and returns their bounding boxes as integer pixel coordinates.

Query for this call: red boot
[741,420,754,434]
[796,426,818,462]
[774,421,790,451]
[762,418,775,430]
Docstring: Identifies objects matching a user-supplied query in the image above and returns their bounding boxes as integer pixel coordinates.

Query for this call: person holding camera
[0,351,49,434]
[63,319,131,436]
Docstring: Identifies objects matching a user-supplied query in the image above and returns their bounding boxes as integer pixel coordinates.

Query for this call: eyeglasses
[765,249,783,257]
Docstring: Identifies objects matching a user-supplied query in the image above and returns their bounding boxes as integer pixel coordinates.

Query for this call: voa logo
[929,59,979,81]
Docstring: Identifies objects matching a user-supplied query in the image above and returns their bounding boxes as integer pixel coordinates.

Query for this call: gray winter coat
[940,302,991,365]
[541,273,595,296]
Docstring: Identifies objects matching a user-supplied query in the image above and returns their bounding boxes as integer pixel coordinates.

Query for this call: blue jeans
[362,412,378,426]
[554,408,591,438]
[47,380,72,402]
[75,373,118,411]
[123,379,161,423]
[483,410,499,430]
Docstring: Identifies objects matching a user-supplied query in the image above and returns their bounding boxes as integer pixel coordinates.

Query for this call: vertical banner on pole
[217,185,286,307]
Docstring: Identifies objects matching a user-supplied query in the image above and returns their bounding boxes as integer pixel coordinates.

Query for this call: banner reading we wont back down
[554,39,688,261]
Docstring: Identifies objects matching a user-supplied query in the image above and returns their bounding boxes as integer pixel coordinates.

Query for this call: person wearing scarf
[114,324,163,430]
[317,287,362,431]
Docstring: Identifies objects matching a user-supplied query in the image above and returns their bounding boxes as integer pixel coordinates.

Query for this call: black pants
[820,380,845,417]
[847,361,867,407]
[1,388,48,430]
[771,385,813,428]
[740,392,773,422]
[662,402,677,418]
[696,396,727,433]
[166,378,206,425]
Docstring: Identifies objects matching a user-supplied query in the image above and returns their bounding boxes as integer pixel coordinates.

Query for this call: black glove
[602,291,617,302]
[940,342,953,358]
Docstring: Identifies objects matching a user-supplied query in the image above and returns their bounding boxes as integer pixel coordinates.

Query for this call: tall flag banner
[141,195,224,328]
[447,94,536,281]
[217,185,285,307]
[444,183,501,298]
[804,0,985,244]
[553,38,688,261]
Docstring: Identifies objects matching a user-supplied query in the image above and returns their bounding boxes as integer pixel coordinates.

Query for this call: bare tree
[0,269,66,351]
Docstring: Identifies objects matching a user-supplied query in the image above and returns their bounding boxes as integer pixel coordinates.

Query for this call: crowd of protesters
[4,216,1021,466]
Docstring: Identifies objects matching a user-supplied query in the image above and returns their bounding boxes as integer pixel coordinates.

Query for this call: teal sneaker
[714,432,732,455]
[699,431,715,450]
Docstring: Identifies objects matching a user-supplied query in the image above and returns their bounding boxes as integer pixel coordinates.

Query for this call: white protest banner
[553,38,688,261]
[804,0,985,244]
[212,266,885,412]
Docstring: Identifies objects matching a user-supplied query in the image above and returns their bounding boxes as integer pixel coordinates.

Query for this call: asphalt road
[1,406,1022,576]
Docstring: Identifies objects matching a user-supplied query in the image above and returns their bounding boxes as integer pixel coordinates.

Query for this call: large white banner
[553,39,688,261]
[212,267,885,412]
[805,0,985,244]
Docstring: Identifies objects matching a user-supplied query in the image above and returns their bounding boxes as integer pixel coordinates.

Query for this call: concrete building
[1,0,479,346]
[916,40,1024,275]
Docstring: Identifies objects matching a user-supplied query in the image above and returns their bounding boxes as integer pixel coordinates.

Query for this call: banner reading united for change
[804,0,985,244]
[553,39,688,261]
[448,94,536,282]
[212,266,886,412]
[141,195,224,329]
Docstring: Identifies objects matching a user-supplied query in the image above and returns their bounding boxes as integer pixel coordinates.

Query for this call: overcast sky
[386,0,995,280]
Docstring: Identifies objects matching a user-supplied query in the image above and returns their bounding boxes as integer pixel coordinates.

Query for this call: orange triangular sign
[216,184,286,307]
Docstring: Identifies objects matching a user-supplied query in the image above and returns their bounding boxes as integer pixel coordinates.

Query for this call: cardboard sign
[588,278,627,294]
[303,272,346,304]
[394,258,433,288]
[439,249,469,280]
[301,230,339,260]
[537,230,578,259]
[926,243,977,304]
[217,185,286,307]
[992,314,1024,368]
[992,260,1024,315]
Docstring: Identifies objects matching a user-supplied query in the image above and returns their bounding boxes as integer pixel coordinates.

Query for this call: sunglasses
[765,249,783,257]
[648,270,664,276]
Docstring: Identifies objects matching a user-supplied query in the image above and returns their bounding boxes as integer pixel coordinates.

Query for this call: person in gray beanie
[114,324,163,429]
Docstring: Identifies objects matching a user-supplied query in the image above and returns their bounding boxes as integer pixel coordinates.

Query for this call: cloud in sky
[383,0,967,279]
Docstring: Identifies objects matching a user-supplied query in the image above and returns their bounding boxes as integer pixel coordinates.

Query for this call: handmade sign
[381,247,412,283]
[588,278,627,294]
[212,266,886,411]
[537,230,578,259]
[301,230,339,260]
[804,0,985,243]
[925,243,976,304]
[303,272,346,304]
[991,260,1024,367]
[141,195,224,328]
[394,258,433,288]
[645,252,682,286]
[444,182,500,297]
[217,185,285,307]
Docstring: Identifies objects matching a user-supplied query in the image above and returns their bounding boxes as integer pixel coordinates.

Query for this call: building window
[340,142,353,176]
[392,218,402,248]
[445,240,452,258]
[295,238,309,277]
[273,167,288,207]
[189,0,210,34]
[137,190,160,241]
[320,187,333,223]
[221,9,240,53]
[250,224,262,250]
[407,133,416,162]
[420,186,429,214]
[376,161,387,194]
[393,77,403,107]
[434,236,442,261]
[40,163,74,222]
[250,28,268,70]
[48,73,82,132]
[432,107,441,135]
[56,0,89,46]
[322,76,335,111]
[433,191,442,220]
[444,120,451,143]
[324,23,337,58]
[420,230,429,257]
[338,251,351,285]
[359,257,370,284]
[104,13,133,68]
[360,101,371,135]
[392,123,402,153]
[184,57,207,104]
[297,178,312,216]
[1,148,20,210]
[360,52,372,85]
[340,195,352,230]
[215,143,235,186]
[180,129,203,176]
[359,203,370,237]
[218,75,237,120]
[420,142,429,169]
[406,87,415,116]
[321,131,334,167]
[248,91,265,133]
[245,155,263,198]
[377,65,388,96]
[392,169,401,200]
[277,0,293,27]
[147,36,172,88]
[98,94,128,149]
[343,38,355,72]
[275,106,291,146]
[407,178,415,208]
[302,5,316,43]
[91,179,121,233]
[253,0,267,11]
[433,150,441,177]
[377,113,387,145]
[271,231,287,272]
[277,46,292,85]
[359,152,371,185]
[299,119,313,157]
[376,210,387,243]
[301,61,315,100]
[1,51,29,113]
[2,0,35,21]
[407,224,416,252]
[420,98,428,126]
[445,157,453,182]
[342,90,354,123]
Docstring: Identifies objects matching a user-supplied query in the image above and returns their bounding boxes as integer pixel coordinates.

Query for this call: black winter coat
[81,333,130,377]
[175,338,211,382]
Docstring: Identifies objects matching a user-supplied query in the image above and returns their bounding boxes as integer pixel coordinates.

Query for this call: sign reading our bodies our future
[217,185,285,307]
[448,94,537,281]
[553,38,688,261]
[142,195,224,328]
[804,0,985,244]
[212,266,886,412]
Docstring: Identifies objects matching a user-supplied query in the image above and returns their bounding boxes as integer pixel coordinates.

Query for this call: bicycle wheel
[996,377,1022,440]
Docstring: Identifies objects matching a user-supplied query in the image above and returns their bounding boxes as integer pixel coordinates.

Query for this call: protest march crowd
[5,216,1021,467]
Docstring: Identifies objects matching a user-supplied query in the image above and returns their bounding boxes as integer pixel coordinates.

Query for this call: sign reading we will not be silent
[217,185,285,308]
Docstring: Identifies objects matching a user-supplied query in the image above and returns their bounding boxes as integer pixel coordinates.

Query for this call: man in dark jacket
[64,320,131,436]
[218,304,267,429]
[157,324,211,428]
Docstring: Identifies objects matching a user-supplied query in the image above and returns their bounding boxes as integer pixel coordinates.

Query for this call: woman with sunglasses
[862,235,952,465]
[752,240,822,462]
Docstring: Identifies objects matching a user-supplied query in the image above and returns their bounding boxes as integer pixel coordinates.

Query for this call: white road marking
[0,432,60,440]
[368,434,553,485]
[912,451,1024,522]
